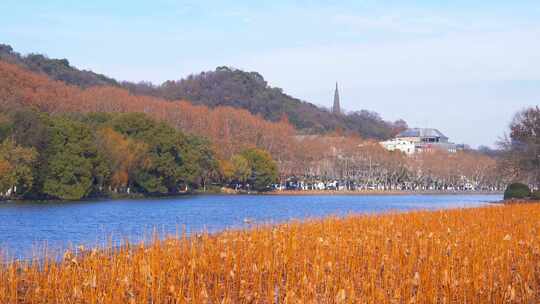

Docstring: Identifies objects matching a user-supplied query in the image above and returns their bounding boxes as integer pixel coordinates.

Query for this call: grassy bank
[1,204,539,303]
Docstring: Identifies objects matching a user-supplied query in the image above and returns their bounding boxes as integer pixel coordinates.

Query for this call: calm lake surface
[0,194,501,259]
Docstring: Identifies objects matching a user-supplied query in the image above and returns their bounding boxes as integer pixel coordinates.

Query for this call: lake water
[0,194,501,260]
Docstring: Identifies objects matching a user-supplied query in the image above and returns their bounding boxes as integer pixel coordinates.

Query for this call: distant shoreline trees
[0,109,283,201]
[283,134,502,192]
[0,58,508,201]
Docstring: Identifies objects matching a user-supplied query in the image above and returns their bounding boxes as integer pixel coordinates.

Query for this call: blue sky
[1,0,540,147]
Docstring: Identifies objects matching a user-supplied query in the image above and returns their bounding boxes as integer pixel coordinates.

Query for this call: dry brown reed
[1,204,539,303]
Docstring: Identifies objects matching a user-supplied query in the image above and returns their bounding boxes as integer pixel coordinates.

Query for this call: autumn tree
[218,155,252,189]
[499,106,540,187]
[95,127,148,192]
[218,159,235,184]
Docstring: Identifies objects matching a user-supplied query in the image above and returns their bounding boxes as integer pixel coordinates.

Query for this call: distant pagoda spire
[332,82,341,114]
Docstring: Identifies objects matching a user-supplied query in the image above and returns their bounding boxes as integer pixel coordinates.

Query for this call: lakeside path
[1,203,538,303]
[264,189,503,196]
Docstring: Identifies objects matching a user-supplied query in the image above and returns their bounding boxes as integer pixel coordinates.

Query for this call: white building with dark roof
[380,128,458,155]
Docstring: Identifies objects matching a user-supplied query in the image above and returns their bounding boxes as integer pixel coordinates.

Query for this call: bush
[504,183,531,200]
[531,190,540,200]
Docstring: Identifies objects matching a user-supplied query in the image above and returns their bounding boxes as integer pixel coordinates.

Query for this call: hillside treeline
[0,44,118,88]
[0,60,294,161]
[0,44,404,139]
[126,66,406,139]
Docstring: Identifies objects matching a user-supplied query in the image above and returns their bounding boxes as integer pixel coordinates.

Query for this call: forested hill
[0,44,405,139]
[128,67,407,139]
[0,44,119,88]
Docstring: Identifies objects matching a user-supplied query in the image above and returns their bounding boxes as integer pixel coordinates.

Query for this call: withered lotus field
[1,204,539,303]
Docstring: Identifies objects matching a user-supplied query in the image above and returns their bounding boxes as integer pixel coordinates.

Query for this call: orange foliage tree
[95,128,148,192]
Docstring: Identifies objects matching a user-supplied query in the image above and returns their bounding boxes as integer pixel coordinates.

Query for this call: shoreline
[263,189,503,196]
[0,190,503,203]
